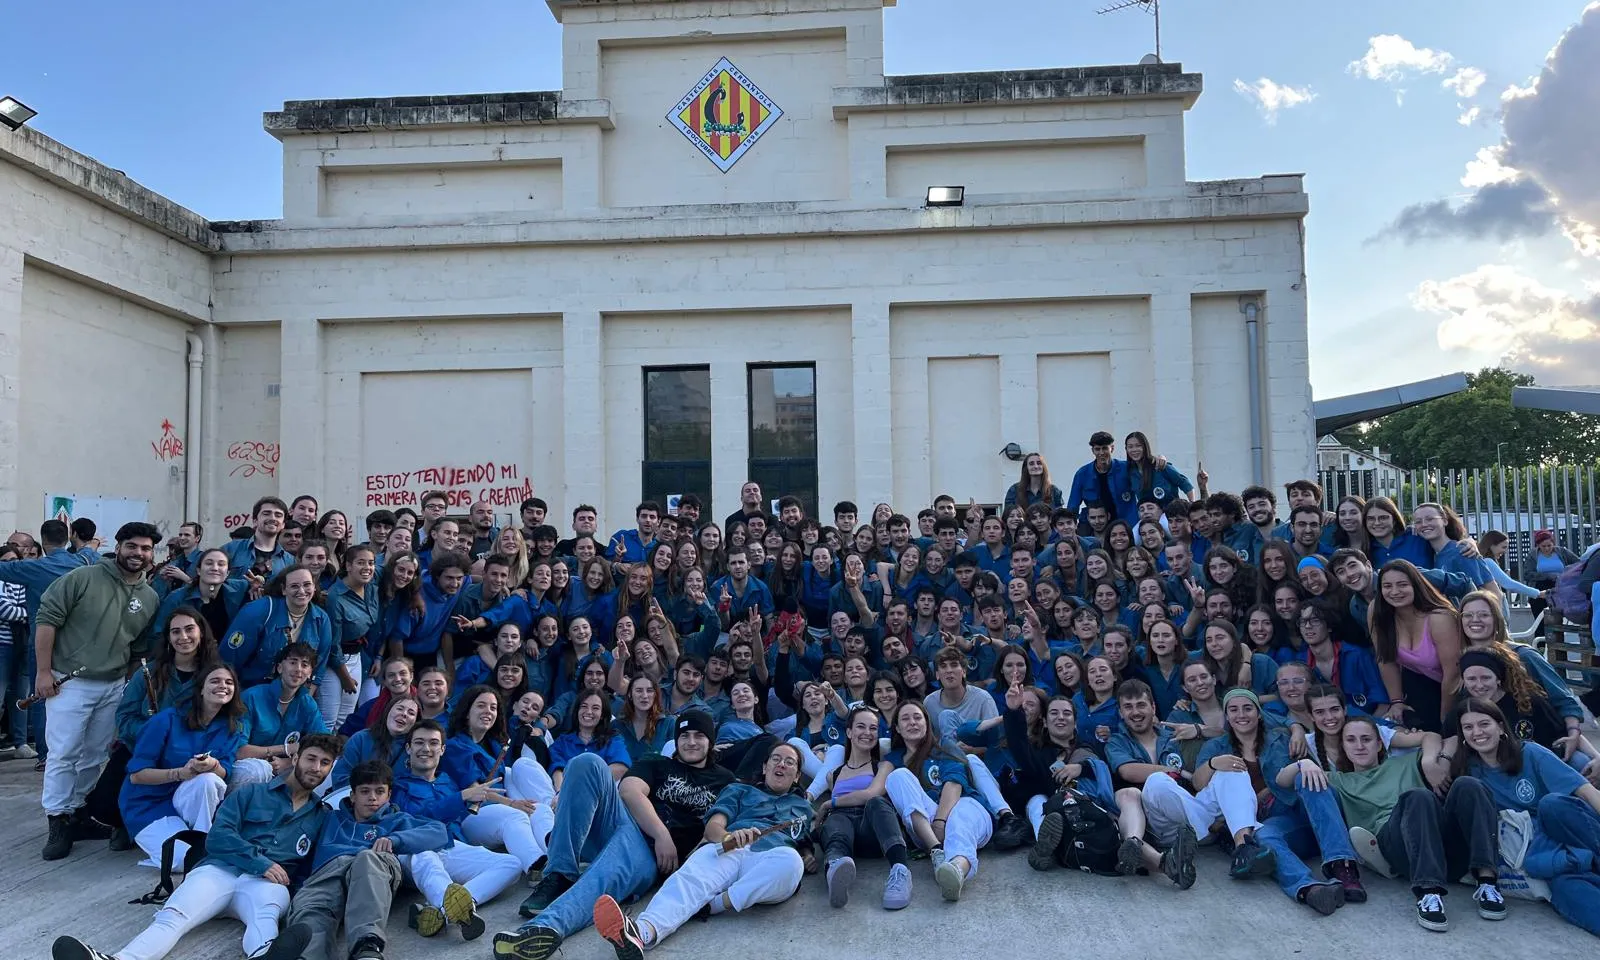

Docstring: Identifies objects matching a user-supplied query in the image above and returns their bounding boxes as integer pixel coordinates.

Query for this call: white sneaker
[1348,826,1394,878]
[934,860,964,902]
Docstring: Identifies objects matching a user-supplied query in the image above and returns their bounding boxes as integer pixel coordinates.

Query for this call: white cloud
[1348,34,1454,82]
[1457,105,1482,125]
[1442,66,1487,97]
[1412,264,1600,378]
[1461,146,1517,188]
[1231,77,1317,123]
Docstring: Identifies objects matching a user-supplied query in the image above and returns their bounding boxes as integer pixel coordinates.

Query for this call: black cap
[675,710,717,743]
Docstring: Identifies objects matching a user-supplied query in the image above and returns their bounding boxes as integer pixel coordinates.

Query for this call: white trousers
[637,843,804,945]
[114,864,290,960]
[229,758,277,791]
[134,773,227,867]
[884,768,992,878]
[406,842,522,908]
[1025,794,1048,833]
[1141,771,1262,847]
[505,756,557,855]
[315,654,361,732]
[42,674,125,816]
[964,756,1013,817]
[461,802,546,872]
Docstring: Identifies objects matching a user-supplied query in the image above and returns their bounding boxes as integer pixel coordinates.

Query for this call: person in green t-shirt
[1328,716,1503,933]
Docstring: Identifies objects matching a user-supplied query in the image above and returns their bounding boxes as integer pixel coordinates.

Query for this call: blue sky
[7,1,1598,396]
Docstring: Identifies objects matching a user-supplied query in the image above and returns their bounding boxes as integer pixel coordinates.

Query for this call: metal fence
[1318,464,1599,574]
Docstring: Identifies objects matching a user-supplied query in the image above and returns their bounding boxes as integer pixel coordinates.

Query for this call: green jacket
[37,558,159,682]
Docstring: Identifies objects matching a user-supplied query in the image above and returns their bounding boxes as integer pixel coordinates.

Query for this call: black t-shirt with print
[629,754,736,858]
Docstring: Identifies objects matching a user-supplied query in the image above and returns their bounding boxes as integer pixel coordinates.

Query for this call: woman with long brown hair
[1369,559,1462,732]
[1004,452,1063,513]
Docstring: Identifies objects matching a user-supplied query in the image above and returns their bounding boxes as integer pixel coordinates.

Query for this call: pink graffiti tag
[227,441,280,479]
[152,419,185,461]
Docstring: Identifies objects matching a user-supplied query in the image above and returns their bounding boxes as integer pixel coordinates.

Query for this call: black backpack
[1043,785,1123,875]
[129,830,208,905]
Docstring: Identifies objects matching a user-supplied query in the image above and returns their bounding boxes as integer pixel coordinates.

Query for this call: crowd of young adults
[5,428,1600,960]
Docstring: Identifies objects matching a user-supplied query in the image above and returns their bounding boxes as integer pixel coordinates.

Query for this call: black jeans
[1378,777,1498,896]
[821,796,906,863]
[84,741,132,828]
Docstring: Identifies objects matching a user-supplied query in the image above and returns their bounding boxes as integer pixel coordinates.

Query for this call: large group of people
[3,429,1599,960]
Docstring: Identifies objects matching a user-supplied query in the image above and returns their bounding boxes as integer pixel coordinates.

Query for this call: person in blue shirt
[1067,431,1135,526]
[1453,698,1600,935]
[455,622,526,691]
[970,516,1011,580]
[1095,680,1199,885]
[147,549,250,654]
[85,605,220,846]
[120,662,248,868]
[1123,432,1194,515]
[287,758,451,960]
[1073,655,1122,751]
[383,552,470,673]
[447,554,532,656]
[587,565,652,647]
[593,741,814,954]
[882,699,993,903]
[220,496,295,579]
[221,565,335,688]
[445,685,548,877]
[151,521,205,598]
[1003,452,1064,515]
[320,545,380,732]
[614,673,675,763]
[1363,497,1433,570]
[714,547,775,630]
[606,501,661,569]
[327,694,418,800]
[392,719,524,942]
[1292,601,1389,712]
[1412,502,1496,589]
[52,733,342,960]
[233,642,331,789]
[1197,619,1279,700]
[549,689,632,790]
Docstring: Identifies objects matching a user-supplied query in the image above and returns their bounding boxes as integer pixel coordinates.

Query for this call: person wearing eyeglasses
[1288,598,1388,714]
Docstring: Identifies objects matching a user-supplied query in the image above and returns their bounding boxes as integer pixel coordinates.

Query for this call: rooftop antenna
[1096,0,1162,62]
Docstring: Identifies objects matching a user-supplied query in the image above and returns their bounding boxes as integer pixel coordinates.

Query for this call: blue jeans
[1256,783,1357,899]
[0,641,22,746]
[525,752,657,938]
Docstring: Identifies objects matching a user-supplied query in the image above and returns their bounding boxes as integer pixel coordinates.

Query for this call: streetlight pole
[1496,443,1507,471]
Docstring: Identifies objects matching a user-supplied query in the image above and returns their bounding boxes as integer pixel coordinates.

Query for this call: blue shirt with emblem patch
[1467,741,1587,814]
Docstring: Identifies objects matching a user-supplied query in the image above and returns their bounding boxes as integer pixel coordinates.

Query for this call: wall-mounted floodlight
[925,185,965,207]
[999,442,1024,461]
[0,97,38,131]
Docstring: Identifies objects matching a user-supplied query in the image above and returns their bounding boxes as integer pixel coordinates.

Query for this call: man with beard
[51,733,342,960]
[1104,679,1199,887]
[222,497,294,578]
[34,522,162,860]
[494,711,735,960]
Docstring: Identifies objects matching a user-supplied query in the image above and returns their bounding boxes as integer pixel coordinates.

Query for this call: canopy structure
[1513,385,1600,416]
[1312,372,1469,435]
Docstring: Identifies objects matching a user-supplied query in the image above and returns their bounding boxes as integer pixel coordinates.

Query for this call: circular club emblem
[1120,492,1133,503]
[1514,778,1536,805]
[128,597,143,613]
[927,765,942,786]
[295,833,311,857]
[964,655,978,672]
[1152,486,1167,501]
[1163,753,1183,768]
[826,727,841,743]
[1514,720,1534,742]
[363,827,378,842]
[788,819,806,840]
[1353,694,1369,708]
[227,631,244,649]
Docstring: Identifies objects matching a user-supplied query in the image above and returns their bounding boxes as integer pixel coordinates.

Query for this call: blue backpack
[1550,560,1592,623]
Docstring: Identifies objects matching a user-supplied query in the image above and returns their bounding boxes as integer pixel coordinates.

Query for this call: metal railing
[1317,464,1599,572]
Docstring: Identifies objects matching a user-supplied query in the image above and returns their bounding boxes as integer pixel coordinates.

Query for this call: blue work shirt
[1072,692,1122,750]
[0,546,95,626]
[147,580,250,650]
[1105,724,1186,775]
[1291,643,1390,710]
[325,580,381,656]
[716,575,775,622]
[441,733,508,789]
[548,731,632,771]
[885,748,974,801]
[329,728,409,791]
[1467,741,1587,814]
[221,538,295,579]
[384,580,461,658]
[120,707,246,837]
[1370,532,1431,570]
[221,597,335,686]
[240,679,330,748]
[116,663,201,745]
[391,769,471,841]
[606,529,655,564]
[201,775,329,879]
[1067,459,1134,525]
[708,782,814,852]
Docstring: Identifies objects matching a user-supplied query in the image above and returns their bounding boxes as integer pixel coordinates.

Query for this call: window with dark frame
[642,367,712,517]
[747,363,818,518]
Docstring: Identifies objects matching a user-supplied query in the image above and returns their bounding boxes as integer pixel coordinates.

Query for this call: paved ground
[3,761,1594,960]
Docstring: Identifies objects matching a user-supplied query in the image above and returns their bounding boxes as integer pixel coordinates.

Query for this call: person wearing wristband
[1102,679,1199,886]
[119,662,247,868]
[813,706,910,909]
[1142,688,1267,875]
[884,701,993,902]
[232,642,330,789]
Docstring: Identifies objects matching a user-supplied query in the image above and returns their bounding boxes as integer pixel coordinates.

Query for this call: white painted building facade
[0,0,1312,537]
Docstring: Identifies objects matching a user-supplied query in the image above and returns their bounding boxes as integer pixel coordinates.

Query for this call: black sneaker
[409,902,446,938]
[1028,811,1064,872]
[1473,883,1507,921]
[492,926,562,960]
[52,936,115,960]
[1416,892,1449,932]
[1160,824,1199,890]
[1299,879,1345,916]
[259,922,313,960]
[442,882,485,941]
[42,815,73,861]
[992,812,1031,851]
[1229,836,1275,879]
[68,810,113,842]
[518,871,575,918]
[108,826,134,852]
[593,894,645,960]
[348,936,384,960]
[1116,836,1144,876]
